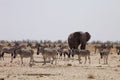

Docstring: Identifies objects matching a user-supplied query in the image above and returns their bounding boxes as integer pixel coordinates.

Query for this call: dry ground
[0,47,120,80]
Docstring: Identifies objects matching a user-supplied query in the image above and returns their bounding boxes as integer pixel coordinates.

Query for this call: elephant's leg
[81,43,86,49]
[74,44,79,49]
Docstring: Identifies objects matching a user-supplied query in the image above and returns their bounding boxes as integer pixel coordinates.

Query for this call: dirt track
[0,53,120,80]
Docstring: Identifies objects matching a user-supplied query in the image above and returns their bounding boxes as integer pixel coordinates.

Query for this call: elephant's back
[68,31,82,41]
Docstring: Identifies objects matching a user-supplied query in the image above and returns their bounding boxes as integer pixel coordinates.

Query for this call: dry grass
[0,44,120,80]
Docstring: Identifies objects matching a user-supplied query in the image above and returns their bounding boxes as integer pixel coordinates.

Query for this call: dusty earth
[0,51,120,80]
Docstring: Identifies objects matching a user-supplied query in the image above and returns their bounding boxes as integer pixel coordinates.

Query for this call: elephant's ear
[85,32,91,42]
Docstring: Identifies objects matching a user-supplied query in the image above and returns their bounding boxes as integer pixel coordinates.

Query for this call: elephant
[68,31,91,50]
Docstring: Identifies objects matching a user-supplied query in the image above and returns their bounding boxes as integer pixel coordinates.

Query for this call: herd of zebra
[0,40,120,67]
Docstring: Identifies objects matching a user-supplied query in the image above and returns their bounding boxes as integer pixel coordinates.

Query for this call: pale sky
[0,0,120,42]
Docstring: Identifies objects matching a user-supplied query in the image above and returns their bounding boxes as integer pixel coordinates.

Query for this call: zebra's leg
[43,56,46,65]
[10,53,14,63]
[63,52,66,60]
[59,52,62,59]
[49,56,53,64]
[20,57,24,66]
[88,56,91,64]
[29,56,34,67]
[103,57,106,64]
[72,53,74,60]
[84,56,87,64]
[106,56,108,64]
[94,48,97,54]
[52,56,57,65]
[1,52,4,60]
[48,56,52,64]
[54,57,57,65]
[78,55,82,64]
[30,56,34,63]
[99,58,101,64]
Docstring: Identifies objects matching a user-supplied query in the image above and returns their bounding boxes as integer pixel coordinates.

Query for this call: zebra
[13,46,34,67]
[72,49,91,64]
[37,45,58,65]
[0,47,16,62]
[99,49,110,64]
